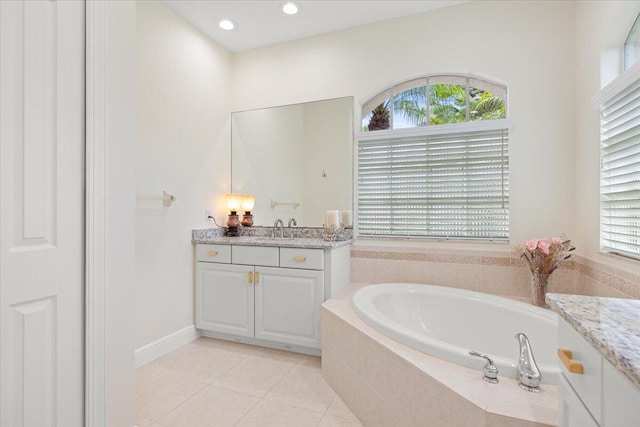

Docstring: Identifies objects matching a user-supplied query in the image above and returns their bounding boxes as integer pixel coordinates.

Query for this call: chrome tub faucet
[515,332,542,392]
[469,350,499,383]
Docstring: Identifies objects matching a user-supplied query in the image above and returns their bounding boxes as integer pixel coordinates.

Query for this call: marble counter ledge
[192,228,353,249]
[546,293,640,390]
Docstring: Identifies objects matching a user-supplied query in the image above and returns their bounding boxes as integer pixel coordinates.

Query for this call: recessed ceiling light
[281,2,300,15]
[218,19,236,31]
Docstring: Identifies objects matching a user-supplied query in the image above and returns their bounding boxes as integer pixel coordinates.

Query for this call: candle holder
[226,211,240,237]
[323,223,346,241]
[241,211,254,227]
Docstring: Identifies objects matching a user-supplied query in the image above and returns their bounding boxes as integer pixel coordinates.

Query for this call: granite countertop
[191,227,353,249]
[546,293,640,390]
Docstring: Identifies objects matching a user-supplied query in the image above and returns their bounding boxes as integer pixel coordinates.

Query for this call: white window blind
[599,71,640,260]
[357,124,509,240]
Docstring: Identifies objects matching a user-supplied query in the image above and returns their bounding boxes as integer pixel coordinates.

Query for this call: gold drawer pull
[293,256,307,262]
[206,250,218,257]
[248,271,253,284]
[254,272,260,284]
[558,349,584,374]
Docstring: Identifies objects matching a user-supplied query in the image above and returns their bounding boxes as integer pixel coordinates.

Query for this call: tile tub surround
[547,293,640,390]
[349,244,640,300]
[322,283,559,427]
[572,255,640,299]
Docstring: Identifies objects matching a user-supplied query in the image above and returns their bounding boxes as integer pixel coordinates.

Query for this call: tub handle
[469,351,499,384]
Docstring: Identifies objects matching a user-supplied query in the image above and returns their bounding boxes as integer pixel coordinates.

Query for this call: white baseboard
[135,325,201,368]
[200,330,321,357]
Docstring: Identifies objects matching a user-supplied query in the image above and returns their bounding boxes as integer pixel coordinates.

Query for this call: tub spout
[515,333,542,392]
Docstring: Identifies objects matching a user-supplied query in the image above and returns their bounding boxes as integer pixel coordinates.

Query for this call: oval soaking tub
[352,283,560,384]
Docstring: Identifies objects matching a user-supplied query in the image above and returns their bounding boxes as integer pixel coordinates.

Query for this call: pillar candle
[326,210,340,228]
[341,210,352,227]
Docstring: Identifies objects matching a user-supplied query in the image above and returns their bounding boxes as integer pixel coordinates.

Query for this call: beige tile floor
[135,337,363,427]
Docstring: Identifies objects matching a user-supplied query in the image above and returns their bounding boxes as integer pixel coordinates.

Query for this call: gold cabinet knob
[247,271,253,283]
[254,271,260,284]
[558,348,584,374]
[293,256,306,262]
[206,250,218,256]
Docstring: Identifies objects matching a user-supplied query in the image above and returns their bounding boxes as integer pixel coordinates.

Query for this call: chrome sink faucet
[515,333,542,392]
[287,218,297,238]
[272,218,284,238]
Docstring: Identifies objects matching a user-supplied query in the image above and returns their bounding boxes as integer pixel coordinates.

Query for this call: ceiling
[162,0,468,52]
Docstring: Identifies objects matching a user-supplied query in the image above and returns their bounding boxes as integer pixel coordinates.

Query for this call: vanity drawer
[280,248,324,270]
[558,318,602,424]
[196,244,231,263]
[232,246,279,267]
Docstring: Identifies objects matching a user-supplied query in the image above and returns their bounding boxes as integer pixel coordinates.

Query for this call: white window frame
[594,61,640,261]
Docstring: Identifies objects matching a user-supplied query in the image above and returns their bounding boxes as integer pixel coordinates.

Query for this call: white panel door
[0,1,85,426]
[196,263,255,337]
[255,267,324,348]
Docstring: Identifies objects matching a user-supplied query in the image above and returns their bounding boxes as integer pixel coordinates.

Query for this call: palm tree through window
[362,75,506,132]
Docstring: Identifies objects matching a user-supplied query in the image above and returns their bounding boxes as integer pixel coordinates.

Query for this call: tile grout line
[257,355,309,410]
[314,394,338,427]
[151,382,207,426]
[231,393,263,427]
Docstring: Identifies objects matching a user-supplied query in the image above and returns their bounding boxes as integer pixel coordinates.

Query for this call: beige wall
[135,0,640,350]
[232,0,640,297]
[136,0,232,348]
[232,0,577,249]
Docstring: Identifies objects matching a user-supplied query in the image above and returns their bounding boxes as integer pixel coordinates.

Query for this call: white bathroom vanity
[548,294,640,427]
[192,229,351,355]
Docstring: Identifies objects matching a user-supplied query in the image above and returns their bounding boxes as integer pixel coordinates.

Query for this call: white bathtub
[352,283,560,384]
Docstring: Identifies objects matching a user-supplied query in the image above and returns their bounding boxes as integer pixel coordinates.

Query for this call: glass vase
[531,272,551,307]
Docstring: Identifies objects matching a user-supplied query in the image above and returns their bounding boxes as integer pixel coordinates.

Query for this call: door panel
[255,267,324,348]
[196,263,255,337]
[559,375,599,427]
[1,1,85,425]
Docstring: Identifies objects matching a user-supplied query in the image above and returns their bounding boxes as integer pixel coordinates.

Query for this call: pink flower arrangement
[521,237,575,275]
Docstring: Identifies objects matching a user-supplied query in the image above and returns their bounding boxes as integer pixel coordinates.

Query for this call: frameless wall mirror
[231,96,354,227]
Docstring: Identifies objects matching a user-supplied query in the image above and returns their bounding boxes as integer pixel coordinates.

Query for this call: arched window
[361,75,506,132]
[357,74,510,240]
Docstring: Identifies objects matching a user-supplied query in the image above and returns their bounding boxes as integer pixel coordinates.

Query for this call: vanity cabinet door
[196,263,255,338]
[254,267,324,349]
[601,361,640,427]
[558,319,602,423]
[559,375,599,427]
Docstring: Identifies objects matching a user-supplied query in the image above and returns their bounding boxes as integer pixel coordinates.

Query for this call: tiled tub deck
[321,283,559,427]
